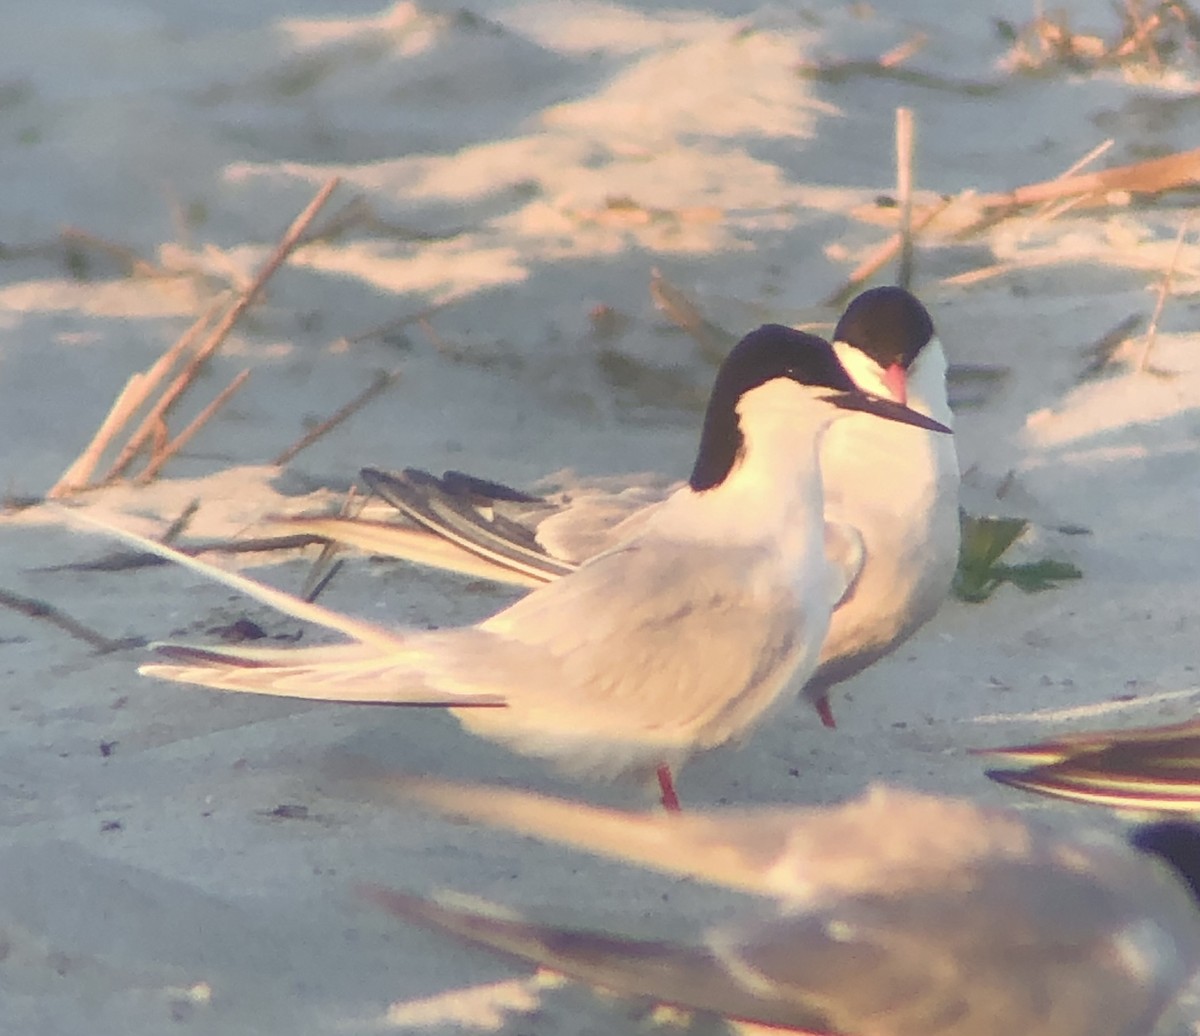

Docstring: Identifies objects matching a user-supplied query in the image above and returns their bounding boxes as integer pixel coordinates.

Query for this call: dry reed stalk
[47,375,152,499]
[954,139,1116,241]
[59,226,165,278]
[272,368,402,467]
[1138,213,1193,372]
[47,300,225,496]
[1077,313,1145,380]
[0,586,143,653]
[48,177,341,496]
[946,145,1199,287]
[648,268,735,366]
[1032,139,1115,221]
[879,33,928,67]
[137,368,252,483]
[976,147,1200,210]
[416,316,456,358]
[895,107,915,290]
[112,177,341,477]
[300,486,366,603]
[38,533,329,574]
[341,302,451,348]
[160,499,201,545]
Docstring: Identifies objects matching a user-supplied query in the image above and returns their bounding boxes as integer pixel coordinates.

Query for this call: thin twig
[299,195,466,247]
[1138,213,1193,372]
[879,33,928,67]
[35,533,327,574]
[343,302,452,347]
[1032,139,1116,222]
[942,259,1021,287]
[797,58,1002,95]
[1033,193,1091,223]
[301,485,365,602]
[416,317,457,358]
[137,369,251,484]
[648,268,737,366]
[189,533,329,555]
[1054,137,1116,181]
[1077,313,1145,381]
[0,586,144,653]
[895,108,915,290]
[161,499,201,544]
[824,196,954,307]
[272,368,402,467]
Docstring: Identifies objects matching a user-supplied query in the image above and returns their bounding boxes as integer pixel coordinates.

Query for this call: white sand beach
[3,1,1200,1032]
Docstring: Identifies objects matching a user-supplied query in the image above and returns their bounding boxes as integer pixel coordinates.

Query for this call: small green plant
[953,512,1082,603]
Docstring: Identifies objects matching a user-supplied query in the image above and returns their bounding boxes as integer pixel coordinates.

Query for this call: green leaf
[991,560,1083,594]
[953,512,1083,603]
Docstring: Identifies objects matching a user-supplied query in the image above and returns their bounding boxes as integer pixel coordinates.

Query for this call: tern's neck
[668,383,832,547]
[909,339,953,427]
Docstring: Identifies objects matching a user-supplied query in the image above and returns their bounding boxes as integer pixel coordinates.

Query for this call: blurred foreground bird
[366,779,1200,1036]
[982,717,1200,813]
[282,286,960,729]
[68,325,949,810]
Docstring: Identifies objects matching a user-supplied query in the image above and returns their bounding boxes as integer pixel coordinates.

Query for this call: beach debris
[973,146,1200,213]
[939,145,1200,287]
[797,33,1003,94]
[999,0,1200,77]
[46,177,341,497]
[564,195,722,231]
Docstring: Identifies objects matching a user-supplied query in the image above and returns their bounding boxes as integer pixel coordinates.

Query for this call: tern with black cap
[69,325,950,810]
[284,286,961,729]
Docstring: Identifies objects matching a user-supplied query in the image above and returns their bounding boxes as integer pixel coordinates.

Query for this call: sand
[2,1,1200,1032]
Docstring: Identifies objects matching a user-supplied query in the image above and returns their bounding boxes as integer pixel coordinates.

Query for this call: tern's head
[832,286,942,412]
[689,325,952,492]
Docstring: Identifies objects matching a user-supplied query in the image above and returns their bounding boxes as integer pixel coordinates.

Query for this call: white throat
[658,379,834,550]
[833,336,953,428]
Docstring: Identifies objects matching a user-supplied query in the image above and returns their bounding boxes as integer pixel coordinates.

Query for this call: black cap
[834,286,935,369]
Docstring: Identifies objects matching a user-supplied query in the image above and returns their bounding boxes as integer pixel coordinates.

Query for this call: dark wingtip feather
[151,643,275,668]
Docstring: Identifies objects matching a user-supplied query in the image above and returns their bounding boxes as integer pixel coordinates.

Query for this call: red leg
[816,695,837,730]
[656,764,681,812]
